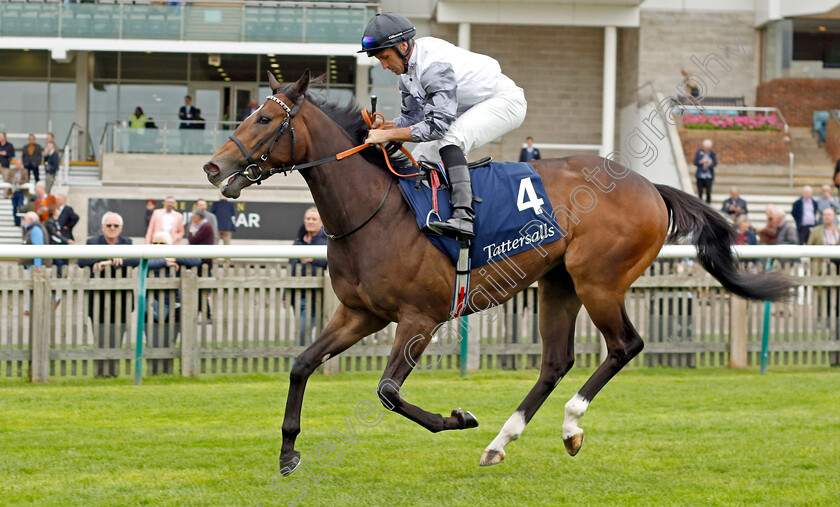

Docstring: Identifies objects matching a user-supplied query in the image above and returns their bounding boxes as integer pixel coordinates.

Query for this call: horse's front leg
[376,314,478,432]
[279,304,388,475]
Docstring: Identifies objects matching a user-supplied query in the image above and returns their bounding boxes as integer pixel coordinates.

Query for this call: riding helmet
[359,13,416,57]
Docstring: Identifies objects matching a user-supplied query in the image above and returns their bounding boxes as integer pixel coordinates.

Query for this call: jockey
[360,13,527,240]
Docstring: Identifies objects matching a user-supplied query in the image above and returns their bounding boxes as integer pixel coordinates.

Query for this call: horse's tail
[654,184,794,302]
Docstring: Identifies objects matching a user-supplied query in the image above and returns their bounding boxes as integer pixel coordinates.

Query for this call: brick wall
[756,79,840,127]
[827,118,840,164]
[430,23,604,162]
[638,11,757,106]
[679,128,789,166]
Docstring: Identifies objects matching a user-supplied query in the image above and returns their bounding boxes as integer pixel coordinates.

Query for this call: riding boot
[428,163,475,239]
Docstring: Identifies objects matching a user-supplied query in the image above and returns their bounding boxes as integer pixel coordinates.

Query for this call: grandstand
[0,0,839,241]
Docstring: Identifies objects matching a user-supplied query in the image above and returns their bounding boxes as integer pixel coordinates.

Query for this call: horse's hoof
[279,451,302,476]
[452,408,479,429]
[479,448,505,466]
[564,432,584,456]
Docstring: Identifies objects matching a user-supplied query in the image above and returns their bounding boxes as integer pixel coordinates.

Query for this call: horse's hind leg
[561,289,643,456]
[279,304,388,475]
[376,315,479,432]
[480,266,581,466]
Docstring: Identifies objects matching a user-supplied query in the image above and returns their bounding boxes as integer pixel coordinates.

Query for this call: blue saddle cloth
[398,161,563,269]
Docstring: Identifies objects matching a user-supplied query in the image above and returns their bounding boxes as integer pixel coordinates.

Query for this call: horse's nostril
[204,162,220,174]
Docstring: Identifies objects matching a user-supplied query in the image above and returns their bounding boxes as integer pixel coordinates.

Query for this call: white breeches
[411,80,527,163]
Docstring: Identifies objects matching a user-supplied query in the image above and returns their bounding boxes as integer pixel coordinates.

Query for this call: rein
[228,94,420,240]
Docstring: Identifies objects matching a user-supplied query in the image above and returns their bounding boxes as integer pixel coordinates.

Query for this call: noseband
[228,95,303,183]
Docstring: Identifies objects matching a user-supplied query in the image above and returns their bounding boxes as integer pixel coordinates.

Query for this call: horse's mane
[279,83,388,169]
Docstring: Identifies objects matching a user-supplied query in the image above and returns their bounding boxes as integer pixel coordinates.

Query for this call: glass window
[0,50,48,78]
[48,82,77,149]
[121,52,188,81]
[89,82,118,158]
[0,81,49,137]
[118,84,189,126]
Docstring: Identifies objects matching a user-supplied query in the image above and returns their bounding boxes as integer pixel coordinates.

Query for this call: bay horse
[203,71,791,472]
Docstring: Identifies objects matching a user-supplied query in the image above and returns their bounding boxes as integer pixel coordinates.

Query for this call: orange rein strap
[360,109,419,178]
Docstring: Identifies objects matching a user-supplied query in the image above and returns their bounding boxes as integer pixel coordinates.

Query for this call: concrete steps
[0,199,21,245]
[67,161,101,186]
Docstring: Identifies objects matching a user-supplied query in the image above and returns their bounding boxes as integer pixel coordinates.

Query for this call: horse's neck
[300,110,394,237]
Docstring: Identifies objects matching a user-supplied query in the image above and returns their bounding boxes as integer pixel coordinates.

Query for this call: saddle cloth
[398,161,563,269]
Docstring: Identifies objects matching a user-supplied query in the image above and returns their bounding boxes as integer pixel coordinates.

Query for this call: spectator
[518,136,541,163]
[807,208,839,246]
[78,212,163,377]
[43,204,68,277]
[734,215,757,246]
[46,132,58,151]
[210,196,236,244]
[721,186,748,220]
[32,182,56,223]
[815,184,840,223]
[188,208,215,321]
[9,160,29,227]
[147,231,201,375]
[130,107,148,130]
[0,131,14,177]
[288,207,328,344]
[770,208,799,245]
[681,69,701,99]
[43,141,60,194]
[145,198,156,231]
[21,133,43,183]
[146,195,185,244]
[179,95,196,129]
[792,185,818,244]
[833,157,840,192]
[20,211,49,273]
[239,100,259,121]
[56,193,79,244]
[193,198,218,244]
[693,139,716,204]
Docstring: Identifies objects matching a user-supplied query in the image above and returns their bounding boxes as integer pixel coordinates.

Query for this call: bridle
[226,93,393,240]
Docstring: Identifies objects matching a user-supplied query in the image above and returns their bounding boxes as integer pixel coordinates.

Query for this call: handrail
[6,244,840,260]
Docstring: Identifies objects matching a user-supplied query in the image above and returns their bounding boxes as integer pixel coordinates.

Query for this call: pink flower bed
[682,113,784,132]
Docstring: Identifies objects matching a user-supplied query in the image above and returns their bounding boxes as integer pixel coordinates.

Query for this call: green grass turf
[1,367,839,506]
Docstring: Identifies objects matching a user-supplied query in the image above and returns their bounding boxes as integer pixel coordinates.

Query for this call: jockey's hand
[371,116,384,129]
[365,129,392,145]
[365,126,412,145]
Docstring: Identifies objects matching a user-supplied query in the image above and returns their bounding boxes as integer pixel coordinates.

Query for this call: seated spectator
[9,160,29,226]
[78,212,165,377]
[815,184,840,223]
[769,208,799,245]
[147,231,200,375]
[734,215,756,245]
[721,186,748,220]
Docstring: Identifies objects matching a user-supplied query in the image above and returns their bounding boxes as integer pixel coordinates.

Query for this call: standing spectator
[179,95,196,129]
[288,207,328,344]
[147,231,201,375]
[130,106,148,129]
[518,136,541,162]
[193,198,218,244]
[144,199,156,231]
[21,134,43,183]
[20,211,49,272]
[210,196,236,244]
[145,195,185,244]
[43,141,60,194]
[9,160,29,227]
[815,184,840,223]
[693,139,717,204]
[792,185,818,244]
[0,132,14,178]
[721,186,748,220]
[807,208,839,246]
[188,208,215,321]
[32,182,57,223]
[56,194,79,244]
[78,212,161,377]
[44,204,68,277]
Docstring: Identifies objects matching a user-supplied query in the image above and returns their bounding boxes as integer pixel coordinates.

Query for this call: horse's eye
[257,115,271,124]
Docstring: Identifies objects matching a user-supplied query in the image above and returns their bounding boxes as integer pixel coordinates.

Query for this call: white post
[458,23,470,51]
[600,26,617,157]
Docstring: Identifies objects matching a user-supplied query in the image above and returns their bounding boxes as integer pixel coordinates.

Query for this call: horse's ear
[267,71,282,94]
[294,69,311,96]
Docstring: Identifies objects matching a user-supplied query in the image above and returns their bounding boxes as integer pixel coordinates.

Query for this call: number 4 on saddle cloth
[397,160,564,270]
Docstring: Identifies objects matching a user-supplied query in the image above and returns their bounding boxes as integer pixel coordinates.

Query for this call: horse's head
[204,70,312,198]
